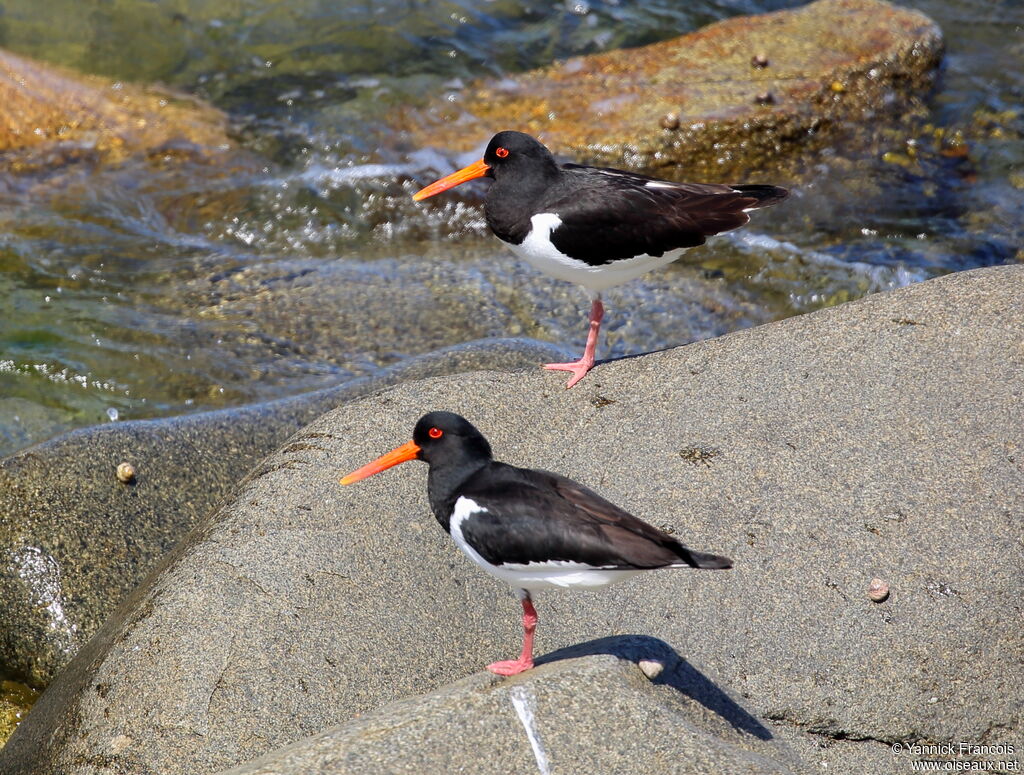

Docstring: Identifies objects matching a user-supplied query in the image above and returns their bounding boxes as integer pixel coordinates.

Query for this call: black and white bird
[339,411,731,676]
[414,131,788,388]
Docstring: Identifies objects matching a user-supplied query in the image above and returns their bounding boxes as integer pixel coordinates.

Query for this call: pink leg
[544,297,604,389]
[487,595,538,676]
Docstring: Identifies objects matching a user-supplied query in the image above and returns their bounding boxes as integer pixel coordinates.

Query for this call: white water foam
[295,144,485,190]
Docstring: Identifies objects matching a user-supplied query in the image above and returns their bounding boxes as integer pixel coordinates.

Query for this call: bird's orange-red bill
[412,159,490,201]
[339,440,421,485]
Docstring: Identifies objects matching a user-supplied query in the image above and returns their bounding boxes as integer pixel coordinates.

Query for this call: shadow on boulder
[540,634,773,740]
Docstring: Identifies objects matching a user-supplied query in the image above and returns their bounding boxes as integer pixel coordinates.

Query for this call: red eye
[495,147,509,158]
[428,427,443,439]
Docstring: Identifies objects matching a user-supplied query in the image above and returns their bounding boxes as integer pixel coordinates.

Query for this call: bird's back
[455,461,732,571]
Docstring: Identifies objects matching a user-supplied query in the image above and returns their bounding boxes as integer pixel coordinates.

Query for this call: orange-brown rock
[0,48,231,165]
[397,0,943,180]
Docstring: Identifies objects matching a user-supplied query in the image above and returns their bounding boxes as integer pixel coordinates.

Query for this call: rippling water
[0,0,1021,456]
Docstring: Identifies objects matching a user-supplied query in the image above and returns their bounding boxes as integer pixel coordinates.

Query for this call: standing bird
[340,411,731,676]
[413,131,788,388]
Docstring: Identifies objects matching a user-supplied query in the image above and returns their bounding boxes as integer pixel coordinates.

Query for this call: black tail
[674,546,733,570]
[731,184,789,210]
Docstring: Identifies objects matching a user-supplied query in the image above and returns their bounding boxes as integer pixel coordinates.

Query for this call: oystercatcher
[340,411,732,676]
[413,131,788,387]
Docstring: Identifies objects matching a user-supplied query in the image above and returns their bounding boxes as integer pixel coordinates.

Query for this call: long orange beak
[412,159,490,201]
[339,440,421,485]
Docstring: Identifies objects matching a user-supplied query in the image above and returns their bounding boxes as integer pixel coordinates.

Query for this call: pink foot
[487,658,534,676]
[546,296,603,390]
[489,595,538,676]
[543,358,594,389]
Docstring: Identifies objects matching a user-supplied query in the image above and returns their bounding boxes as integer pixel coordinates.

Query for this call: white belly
[449,497,644,593]
[509,212,689,293]
[469,558,644,593]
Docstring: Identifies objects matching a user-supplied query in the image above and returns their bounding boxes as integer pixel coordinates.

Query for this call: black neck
[485,159,561,244]
[427,457,490,531]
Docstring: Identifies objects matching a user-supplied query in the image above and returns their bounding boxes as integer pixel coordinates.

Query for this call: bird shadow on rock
[536,634,773,741]
[597,345,677,367]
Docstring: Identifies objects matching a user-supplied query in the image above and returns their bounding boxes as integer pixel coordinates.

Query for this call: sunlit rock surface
[0,339,570,691]
[2,265,1019,774]
[397,0,943,178]
[0,47,231,166]
[219,655,796,775]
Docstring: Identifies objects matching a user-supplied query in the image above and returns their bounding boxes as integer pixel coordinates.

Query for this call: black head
[412,130,558,202]
[340,411,492,486]
[482,131,558,181]
[412,411,492,468]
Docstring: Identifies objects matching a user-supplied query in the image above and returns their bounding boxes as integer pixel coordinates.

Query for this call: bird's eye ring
[495,147,509,158]
[428,427,443,439]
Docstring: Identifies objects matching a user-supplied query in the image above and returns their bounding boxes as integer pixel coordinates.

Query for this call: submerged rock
[1,265,1020,774]
[397,0,944,179]
[0,338,570,690]
[0,679,37,745]
[178,250,778,371]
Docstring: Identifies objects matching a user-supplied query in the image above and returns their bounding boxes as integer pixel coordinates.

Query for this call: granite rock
[218,653,796,775]
[0,47,229,165]
[397,0,944,179]
[2,266,1021,774]
[0,338,569,688]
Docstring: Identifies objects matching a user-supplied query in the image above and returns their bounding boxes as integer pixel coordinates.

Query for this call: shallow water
[0,0,1020,456]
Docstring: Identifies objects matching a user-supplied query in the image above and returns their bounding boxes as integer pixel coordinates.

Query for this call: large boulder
[219,653,795,775]
[2,265,1020,774]
[397,0,944,179]
[0,338,569,689]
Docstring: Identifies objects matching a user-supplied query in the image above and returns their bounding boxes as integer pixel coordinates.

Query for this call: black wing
[546,165,786,265]
[457,462,731,571]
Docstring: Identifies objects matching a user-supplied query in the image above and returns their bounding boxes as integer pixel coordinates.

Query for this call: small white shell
[116,462,136,484]
[867,578,890,603]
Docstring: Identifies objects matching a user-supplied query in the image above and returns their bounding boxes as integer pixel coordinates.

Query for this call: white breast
[509,212,688,293]
[449,496,644,593]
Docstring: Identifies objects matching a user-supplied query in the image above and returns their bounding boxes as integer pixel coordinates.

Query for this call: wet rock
[219,655,795,775]
[1,265,1020,774]
[0,47,231,168]
[0,680,37,744]
[180,251,776,371]
[0,399,73,456]
[0,338,570,689]
[396,0,943,179]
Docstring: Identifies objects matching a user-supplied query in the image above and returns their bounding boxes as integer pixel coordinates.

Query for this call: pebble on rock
[751,53,769,68]
[638,660,665,680]
[660,112,680,130]
[867,578,890,602]
[109,735,133,755]
[116,462,136,484]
